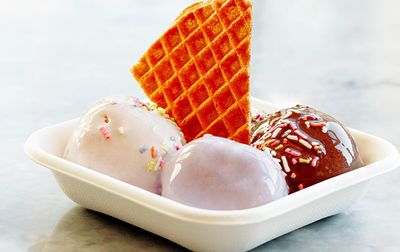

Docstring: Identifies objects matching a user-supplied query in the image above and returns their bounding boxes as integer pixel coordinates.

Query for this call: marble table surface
[1,0,400,251]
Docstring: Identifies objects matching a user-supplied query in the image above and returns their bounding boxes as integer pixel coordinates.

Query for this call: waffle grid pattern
[132,0,252,143]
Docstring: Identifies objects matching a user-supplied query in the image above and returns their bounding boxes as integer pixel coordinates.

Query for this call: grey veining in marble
[1,0,400,251]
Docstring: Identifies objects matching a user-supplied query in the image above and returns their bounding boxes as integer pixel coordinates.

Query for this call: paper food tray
[24,98,400,252]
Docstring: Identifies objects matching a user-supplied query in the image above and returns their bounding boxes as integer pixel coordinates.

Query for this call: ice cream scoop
[63,95,184,194]
[251,105,364,193]
[161,136,288,210]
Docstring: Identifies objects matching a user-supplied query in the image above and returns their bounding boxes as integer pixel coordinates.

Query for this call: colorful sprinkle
[148,103,157,110]
[269,139,280,147]
[311,157,319,167]
[131,97,140,104]
[289,122,298,130]
[298,184,304,190]
[292,158,298,165]
[310,122,326,127]
[291,109,302,114]
[322,126,328,133]
[252,139,265,146]
[290,173,297,179]
[253,126,268,141]
[287,135,299,141]
[270,117,281,125]
[299,158,311,164]
[305,121,310,128]
[303,115,317,121]
[151,146,156,159]
[157,107,166,115]
[294,130,308,139]
[285,148,301,157]
[139,145,148,154]
[269,123,287,133]
[299,139,312,149]
[147,160,156,171]
[140,101,149,107]
[281,156,290,172]
[313,145,322,151]
[282,111,293,119]
[154,157,163,171]
[281,129,292,138]
[275,144,284,150]
[160,145,169,153]
[175,145,181,151]
[98,125,111,140]
[271,127,283,138]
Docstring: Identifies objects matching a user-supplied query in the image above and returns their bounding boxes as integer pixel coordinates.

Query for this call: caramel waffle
[132,0,252,144]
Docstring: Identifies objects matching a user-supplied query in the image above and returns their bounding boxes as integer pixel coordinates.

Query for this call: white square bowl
[24,98,400,252]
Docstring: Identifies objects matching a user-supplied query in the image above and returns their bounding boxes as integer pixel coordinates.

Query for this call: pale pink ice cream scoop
[161,136,288,210]
[63,95,184,194]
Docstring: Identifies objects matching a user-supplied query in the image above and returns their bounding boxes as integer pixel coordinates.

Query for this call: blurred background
[1,0,399,251]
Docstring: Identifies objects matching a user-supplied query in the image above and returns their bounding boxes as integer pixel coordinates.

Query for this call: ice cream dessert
[251,105,364,193]
[63,95,184,194]
[131,0,252,144]
[60,0,364,212]
[162,136,288,210]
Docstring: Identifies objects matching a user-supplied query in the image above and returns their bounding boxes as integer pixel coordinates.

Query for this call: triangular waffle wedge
[131,0,252,144]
